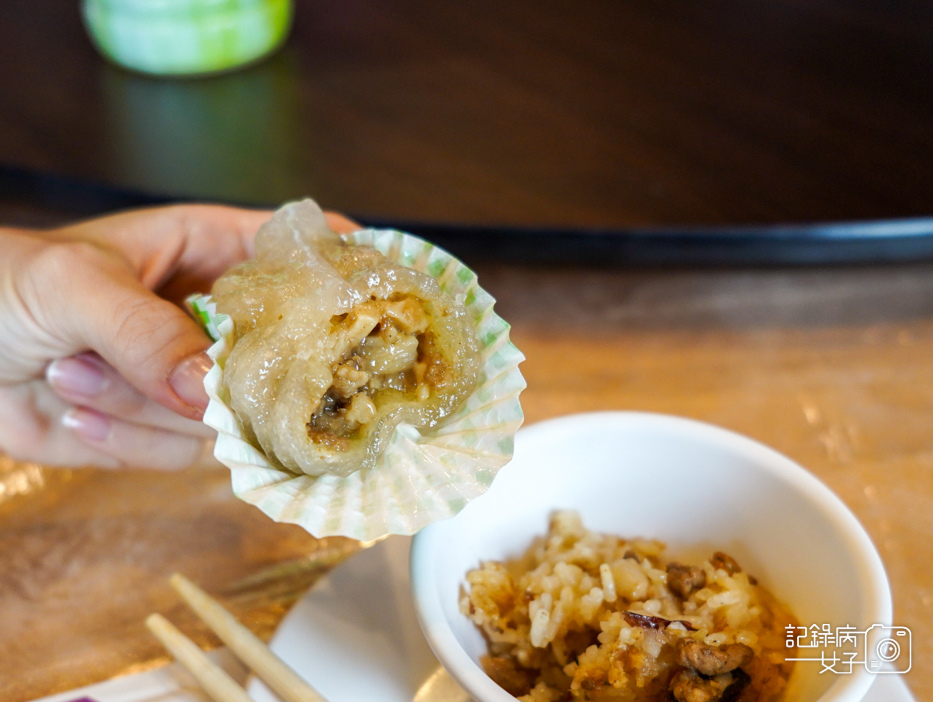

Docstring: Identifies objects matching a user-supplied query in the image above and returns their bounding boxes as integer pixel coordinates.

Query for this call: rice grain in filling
[462,511,797,702]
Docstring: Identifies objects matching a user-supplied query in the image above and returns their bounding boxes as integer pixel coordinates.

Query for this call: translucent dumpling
[211,200,481,477]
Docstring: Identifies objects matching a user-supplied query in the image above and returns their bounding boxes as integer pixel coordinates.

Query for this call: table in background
[0,0,931,227]
[0,1,931,700]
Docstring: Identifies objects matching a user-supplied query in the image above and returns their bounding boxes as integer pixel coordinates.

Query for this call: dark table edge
[3,163,933,267]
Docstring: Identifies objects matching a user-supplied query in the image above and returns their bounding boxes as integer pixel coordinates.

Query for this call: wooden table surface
[0,1,931,700]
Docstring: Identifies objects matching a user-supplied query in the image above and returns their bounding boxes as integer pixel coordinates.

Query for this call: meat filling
[307,295,437,440]
[670,668,745,702]
[670,668,733,702]
[710,551,742,576]
[678,640,754,677]
[667,562,707,599]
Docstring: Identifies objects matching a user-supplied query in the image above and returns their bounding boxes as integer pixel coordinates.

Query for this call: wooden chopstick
[168,573,329,702]
[145,573,329,702]
[145,613,254,702]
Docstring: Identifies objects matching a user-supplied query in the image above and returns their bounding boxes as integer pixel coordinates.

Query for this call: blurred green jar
[82,0,293,76]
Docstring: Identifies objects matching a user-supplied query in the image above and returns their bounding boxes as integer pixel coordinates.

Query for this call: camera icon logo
[864,624,911,674]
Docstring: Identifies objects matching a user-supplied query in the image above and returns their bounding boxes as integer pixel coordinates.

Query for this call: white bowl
[410,412,892,702]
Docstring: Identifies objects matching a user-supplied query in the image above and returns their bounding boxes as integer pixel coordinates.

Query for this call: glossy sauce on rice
[462,511,797,701]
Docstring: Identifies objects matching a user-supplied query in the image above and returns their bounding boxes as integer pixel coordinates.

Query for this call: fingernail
[169,352,211,415]
[47,354,106,398]
[62,407,111,442]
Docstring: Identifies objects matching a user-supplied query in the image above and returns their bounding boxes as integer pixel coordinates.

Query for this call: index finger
[54,204,360,303]
[51,205,271,291]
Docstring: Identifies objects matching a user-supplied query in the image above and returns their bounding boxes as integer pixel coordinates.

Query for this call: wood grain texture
[0,0,931,697]
[0,0,930,225]
[0,199,930,700]
[0,459,358,702]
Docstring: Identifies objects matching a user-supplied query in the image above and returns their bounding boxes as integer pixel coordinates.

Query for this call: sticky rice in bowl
[410,412,891,702]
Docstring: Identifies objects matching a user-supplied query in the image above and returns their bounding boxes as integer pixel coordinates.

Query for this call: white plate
[245,535,469,702]
[246,535,914,702]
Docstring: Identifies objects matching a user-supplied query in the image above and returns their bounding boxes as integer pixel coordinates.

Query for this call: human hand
[0,204,358,470]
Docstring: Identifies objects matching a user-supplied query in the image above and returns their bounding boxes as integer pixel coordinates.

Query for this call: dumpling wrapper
[210,199,480,478]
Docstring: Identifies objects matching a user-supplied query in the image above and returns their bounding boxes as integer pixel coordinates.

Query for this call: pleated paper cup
[189,228,525,541]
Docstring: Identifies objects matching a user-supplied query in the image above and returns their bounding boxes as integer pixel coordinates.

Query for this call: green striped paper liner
[188,229,525,540]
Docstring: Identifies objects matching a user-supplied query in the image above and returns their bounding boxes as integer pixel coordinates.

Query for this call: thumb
[32,242,213,419]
